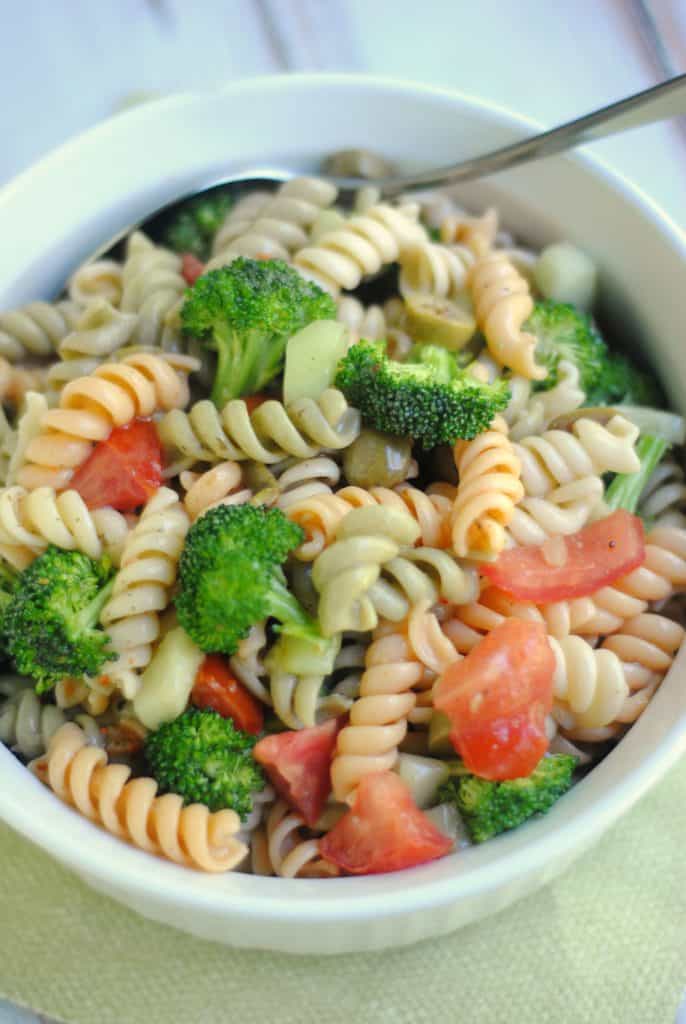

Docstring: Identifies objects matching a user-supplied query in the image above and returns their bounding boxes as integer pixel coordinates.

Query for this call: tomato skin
[181,252,205,285]
[319,772,452,875]
[70,419,162,511]
[192,655,264,735]
[434,619,554,781]
[481,510,645,602]
[244,393,268,413]
[254,717,343,827]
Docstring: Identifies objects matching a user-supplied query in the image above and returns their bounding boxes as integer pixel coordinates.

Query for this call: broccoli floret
[335,341,510,447]
[163,192,232,260]
[605,434,669,515]
[3,546,116,694]
[144,707,264,820]
[181,257,337,408]
[438,754,577,843]
[525,299,664,407]
[585,353,663,407]
[0,559,19,662]
[176,504,325,657]
[525,300,607,393]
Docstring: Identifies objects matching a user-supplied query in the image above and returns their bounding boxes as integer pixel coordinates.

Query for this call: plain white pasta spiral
[399,240,475,299]
[68,260,124,308]
[31,723,246,872]
[638,457,686,527]
[0,678,103,760]
[0,484,130,570]
[180,461,251,520]
[273,456,341,511]
[58,299,138,361]
[17,352,196,491]
[0,300,81,362]
[514,414,640,497]
[120,232,185,348]
[293,201,426,295]
[208,177,338,267]
[252,799,340,878]
[501,360,586,442]
[286,482,453,561]
[336,295,387,341]
[157,388,361,468]
[601,612,685,696]
[98,488,190,699]
[230,623,271,705]
[506,476,605,548]
[549,635,629,731]
[211,190,272,257]
[451,416,524,558]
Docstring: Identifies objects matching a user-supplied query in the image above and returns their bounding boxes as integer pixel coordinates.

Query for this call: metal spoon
[97,73,686,261]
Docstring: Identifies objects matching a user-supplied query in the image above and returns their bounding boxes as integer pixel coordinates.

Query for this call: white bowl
[1,74,685,955]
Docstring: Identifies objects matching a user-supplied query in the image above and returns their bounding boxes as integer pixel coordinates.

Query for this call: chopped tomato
[253,717,343,827]
[319,772,452,875]
[192,654,263,735]
[244,393,268,413]
[70,419,163,511]
[481,510,645,602]
[434,619,554,781]
[181,252,205,285]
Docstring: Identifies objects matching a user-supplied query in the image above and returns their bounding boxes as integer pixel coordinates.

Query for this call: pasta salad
[0,167,684,879]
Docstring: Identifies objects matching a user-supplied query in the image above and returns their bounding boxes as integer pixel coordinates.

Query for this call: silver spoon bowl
[95,73,686,263]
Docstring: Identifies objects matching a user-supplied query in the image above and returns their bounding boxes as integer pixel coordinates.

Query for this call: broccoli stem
[70,575,116,638]
[604,434,668,515]
[267,571,326,647]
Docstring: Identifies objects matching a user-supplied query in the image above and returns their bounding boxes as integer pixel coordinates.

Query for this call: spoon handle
[331,74,686,195]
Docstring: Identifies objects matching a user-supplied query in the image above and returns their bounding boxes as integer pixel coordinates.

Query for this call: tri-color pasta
[0,171,683,878]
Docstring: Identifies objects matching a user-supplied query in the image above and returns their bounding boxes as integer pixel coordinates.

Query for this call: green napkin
[1,757,685,1024]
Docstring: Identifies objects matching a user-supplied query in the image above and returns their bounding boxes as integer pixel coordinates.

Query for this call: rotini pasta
[0,299,81,362]
[294,202,425,295]
[638,457,686,527]
[0,677,102,759]
[0,484,130,570]
[17,352,197,490]
[68,260,124,308]
[469,251,546,380]
[540,525,686,637]
[252,798,339,878]
[514,414,640,498]
[58,299,138,361]
[157,388,360,468]
[451,415,524,558]
[286,481,454,561]
[399,240,474,299]
[120,232,185,349]
[331,623,425,802]
[3,174,683,877]
[98,488,190,699]
[209,177,338,267]
[31,723,246,872]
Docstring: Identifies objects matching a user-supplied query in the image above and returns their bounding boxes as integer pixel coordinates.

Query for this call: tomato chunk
[244,393,268,413]
[192,655,264,735]
[181,252,205,285]
[434,619,554,781]
[319,772,452,875]
[70,419,163,511]
[482,510,645,602]
[254,717,343,827]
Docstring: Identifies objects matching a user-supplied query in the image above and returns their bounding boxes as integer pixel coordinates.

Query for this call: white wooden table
[0,1,685,1021]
